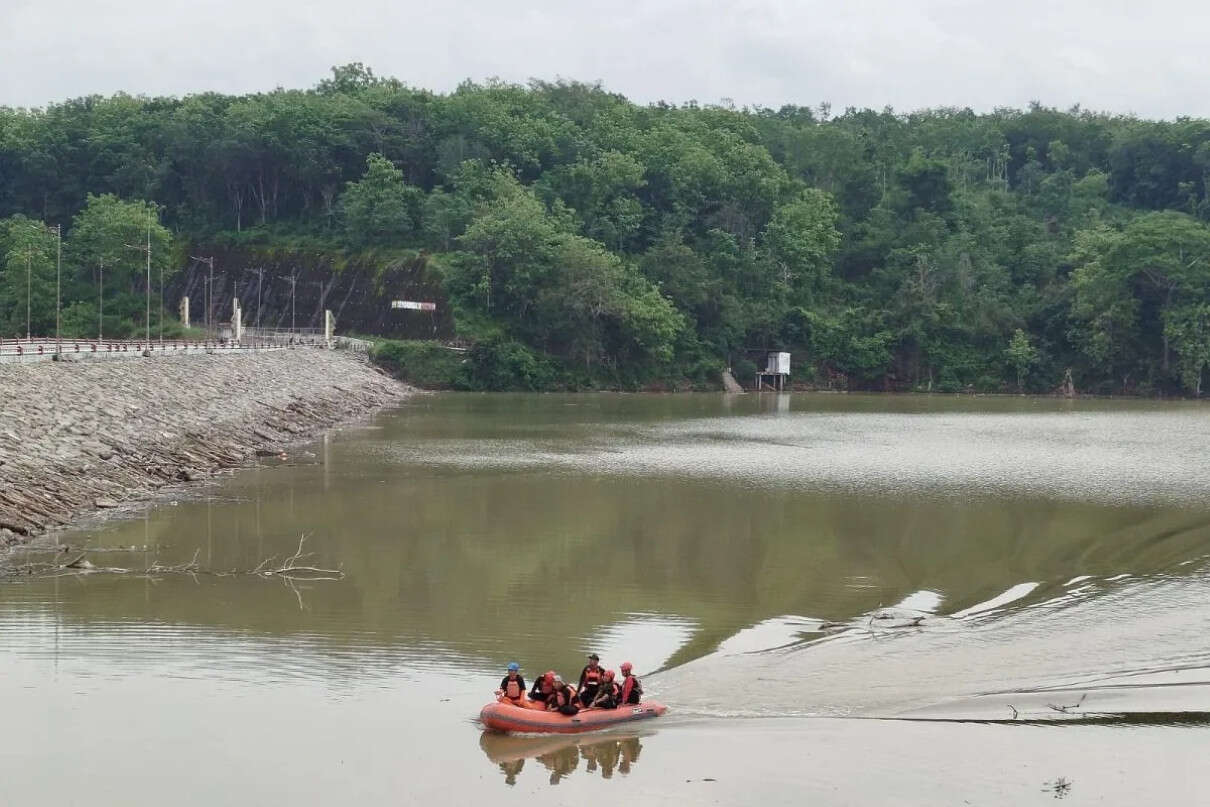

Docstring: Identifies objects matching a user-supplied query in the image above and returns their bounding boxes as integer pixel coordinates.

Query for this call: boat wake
[653,566,1210,725]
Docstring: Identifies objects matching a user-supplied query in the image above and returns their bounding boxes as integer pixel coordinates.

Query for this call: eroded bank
[0,349,408,545]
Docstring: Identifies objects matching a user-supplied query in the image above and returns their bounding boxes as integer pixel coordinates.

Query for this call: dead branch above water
[1,535,343,581]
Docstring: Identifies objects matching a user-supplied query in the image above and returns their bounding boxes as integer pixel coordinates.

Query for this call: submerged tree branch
[1,535,343,581]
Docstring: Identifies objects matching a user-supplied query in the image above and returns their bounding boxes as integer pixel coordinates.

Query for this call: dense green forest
[3,63,1210,394]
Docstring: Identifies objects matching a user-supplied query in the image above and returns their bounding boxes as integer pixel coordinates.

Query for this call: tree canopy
[4,67,1210,392]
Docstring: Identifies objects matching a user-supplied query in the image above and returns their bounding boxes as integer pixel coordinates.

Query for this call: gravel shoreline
[0,349,409,546]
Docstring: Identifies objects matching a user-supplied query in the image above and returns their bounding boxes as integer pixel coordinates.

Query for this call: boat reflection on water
[479,731,645,786]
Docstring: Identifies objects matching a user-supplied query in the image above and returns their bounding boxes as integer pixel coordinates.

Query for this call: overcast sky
[2,0,1208,118]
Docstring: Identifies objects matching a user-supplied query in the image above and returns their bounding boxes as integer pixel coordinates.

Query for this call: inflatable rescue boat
[479,699,667,734]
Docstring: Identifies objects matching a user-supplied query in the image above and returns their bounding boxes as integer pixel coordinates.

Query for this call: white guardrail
[0,335,331,364]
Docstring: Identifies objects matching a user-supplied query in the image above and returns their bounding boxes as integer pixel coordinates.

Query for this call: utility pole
[255,267,265,330]
[274,271,299,339]
[190,256,215,336]
[315,278,328,320]
[25,249,31,340]
[158,238,164,343]
[21,221,41,341]
[98,257,104,341]
[146,210,151,345]
[125,214,153,345]
[54,224,61,354]
[282,271,298,335]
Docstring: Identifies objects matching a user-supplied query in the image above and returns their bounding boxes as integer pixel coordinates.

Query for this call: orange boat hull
[480,700,667,734]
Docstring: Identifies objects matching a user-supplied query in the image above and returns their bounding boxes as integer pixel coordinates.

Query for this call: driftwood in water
[248,535,344,580]
[2,534,342,582]
[1046,693,1087,714]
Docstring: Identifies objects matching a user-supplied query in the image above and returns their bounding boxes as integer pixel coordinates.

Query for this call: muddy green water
[2,393,1208,804]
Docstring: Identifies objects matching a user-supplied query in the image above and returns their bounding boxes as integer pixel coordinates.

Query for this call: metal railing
[244,327,324,339]
[331,335,372,353]
[0,335,326,364]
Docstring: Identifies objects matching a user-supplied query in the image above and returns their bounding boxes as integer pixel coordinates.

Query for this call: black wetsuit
[551,683,579,715]
[529,679,553,704]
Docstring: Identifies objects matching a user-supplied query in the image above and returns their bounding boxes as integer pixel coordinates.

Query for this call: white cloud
[1,0,1208,118]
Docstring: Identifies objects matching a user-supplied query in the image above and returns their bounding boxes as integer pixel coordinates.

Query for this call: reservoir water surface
[2,393,1207,804]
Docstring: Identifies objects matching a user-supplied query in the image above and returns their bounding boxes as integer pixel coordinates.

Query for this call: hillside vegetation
[3,64,1210,393]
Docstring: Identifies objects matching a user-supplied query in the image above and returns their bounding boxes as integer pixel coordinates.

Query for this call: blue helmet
[507,661,520,672]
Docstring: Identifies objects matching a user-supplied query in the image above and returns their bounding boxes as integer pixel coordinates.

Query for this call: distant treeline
[3,63,1210,393]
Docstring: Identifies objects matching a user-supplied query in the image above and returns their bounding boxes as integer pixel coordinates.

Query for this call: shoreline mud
[0,349,409,548]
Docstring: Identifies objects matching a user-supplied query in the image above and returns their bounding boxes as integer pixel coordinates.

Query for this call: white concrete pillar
[324,309,334,348]
[179,296,190,328]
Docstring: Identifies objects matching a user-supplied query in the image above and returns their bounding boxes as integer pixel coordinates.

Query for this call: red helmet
[620,661,633,672]
[604,669,616,680]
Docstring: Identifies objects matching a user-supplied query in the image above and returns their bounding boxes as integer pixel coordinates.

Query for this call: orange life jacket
[620,673,642,704]
[505,678,521,699]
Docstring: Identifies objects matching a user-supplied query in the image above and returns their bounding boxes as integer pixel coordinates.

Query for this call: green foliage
[538,150,646,251]
[0,217,57,337]
[762,190,841,301]
[68,194,172,290]
[341,153,424,245]
[369,339,464,388]
[5,70,1210,392]
[893,149,955,217]
[1005,329,1039,391]
[731,356,757,385]
[0,196,174,339]
[1070,211,1210,391]
[445,175,683,377]
[463,337,556,391]
[1163,304,1210,395]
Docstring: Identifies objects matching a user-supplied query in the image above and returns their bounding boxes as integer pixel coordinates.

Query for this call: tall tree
[66,195,173,338]
[1005,328,1038,391]
[1070,212,1210,389]
[341,153,423,245]
[0,216,57,337]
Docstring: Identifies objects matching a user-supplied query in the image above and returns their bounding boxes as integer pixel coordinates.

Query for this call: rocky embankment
[0,350,408,545]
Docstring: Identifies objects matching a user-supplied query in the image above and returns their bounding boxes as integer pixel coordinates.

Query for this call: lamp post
[98,257,104,341]
[145,211,151,345]
[158,242,164,344]
[25,248,31,340]
[190,256,215,337]
[279,271,298,336]
[315,278,327,322]
[272,271,300,340]
[254,267,265,330]
[54,224,61,354]
[19,220,43,341]
[125,209,153,345]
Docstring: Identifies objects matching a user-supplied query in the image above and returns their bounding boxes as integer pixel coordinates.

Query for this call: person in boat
[529,670,556,704]
[619,661,643,704]
[589,669,620,709]
[546,674,579,715]
[496,661,526,704]
[577,652,604,706]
